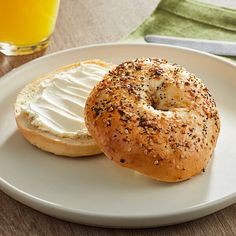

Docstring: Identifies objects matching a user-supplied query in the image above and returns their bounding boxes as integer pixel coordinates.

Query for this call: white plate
[1,43,236,228]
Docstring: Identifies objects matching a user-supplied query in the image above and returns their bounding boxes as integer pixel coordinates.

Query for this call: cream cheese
[22,63,110,137]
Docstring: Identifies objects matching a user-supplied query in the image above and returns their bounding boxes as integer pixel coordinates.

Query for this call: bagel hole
[151,100,168,112]
[120,158,126,164]
[152,101,171,111]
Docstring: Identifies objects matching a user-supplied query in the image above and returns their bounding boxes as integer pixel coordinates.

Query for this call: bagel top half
[85,58,220,182]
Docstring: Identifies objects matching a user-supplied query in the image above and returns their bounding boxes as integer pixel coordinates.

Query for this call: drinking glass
[0,0,60,56]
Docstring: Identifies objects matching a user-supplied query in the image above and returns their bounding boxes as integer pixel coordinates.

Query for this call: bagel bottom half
[15,60,113,157]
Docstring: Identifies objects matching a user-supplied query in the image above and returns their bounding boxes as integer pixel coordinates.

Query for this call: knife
[144,35,236,56]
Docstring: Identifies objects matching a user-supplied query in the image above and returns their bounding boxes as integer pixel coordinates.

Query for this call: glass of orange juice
[0,0,60,56]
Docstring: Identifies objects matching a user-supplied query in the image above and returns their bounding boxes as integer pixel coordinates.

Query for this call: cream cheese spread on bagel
[22,62,109,137]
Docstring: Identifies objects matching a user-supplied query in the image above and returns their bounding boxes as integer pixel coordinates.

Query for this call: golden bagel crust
[15,60,113,157]
[85,58,220,182]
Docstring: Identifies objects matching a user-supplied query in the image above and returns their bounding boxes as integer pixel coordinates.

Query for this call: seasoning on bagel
[85,58,220,182]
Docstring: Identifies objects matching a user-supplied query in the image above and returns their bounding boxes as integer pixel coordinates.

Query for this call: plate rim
[1,177,236,218]
[1,42,236,83]
[1,42,236,227]
[1,177,236,227]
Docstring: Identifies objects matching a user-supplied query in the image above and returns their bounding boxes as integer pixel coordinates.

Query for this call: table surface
[1,0,236,235]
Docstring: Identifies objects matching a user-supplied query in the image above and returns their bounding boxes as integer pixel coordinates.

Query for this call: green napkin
[126,0,236,61]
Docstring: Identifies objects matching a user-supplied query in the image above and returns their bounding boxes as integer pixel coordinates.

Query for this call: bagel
[85,58,220,182]
[15,59,114,157]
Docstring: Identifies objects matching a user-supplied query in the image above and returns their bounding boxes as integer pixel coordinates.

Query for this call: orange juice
[0,0,60,54]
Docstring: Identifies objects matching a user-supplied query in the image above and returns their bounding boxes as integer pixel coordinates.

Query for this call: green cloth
[126,0,236,61]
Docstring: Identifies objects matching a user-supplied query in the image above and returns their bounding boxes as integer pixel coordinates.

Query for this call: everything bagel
[85,58,220,182]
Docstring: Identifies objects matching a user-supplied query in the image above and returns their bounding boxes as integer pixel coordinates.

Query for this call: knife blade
[144,35,236,56]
